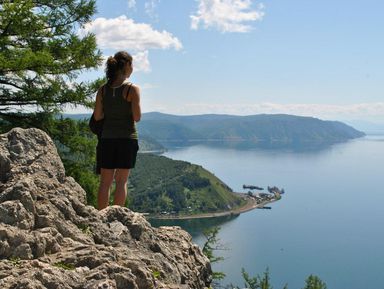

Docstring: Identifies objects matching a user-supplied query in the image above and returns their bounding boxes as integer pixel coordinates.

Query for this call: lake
[150,135,384,289]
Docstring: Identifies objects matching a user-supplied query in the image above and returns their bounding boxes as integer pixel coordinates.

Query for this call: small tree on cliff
[202,226,227,287]
[302,275,327,289]
[0,0,103,123]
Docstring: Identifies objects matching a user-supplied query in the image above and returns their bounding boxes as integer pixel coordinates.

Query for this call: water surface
[151,136,384,289]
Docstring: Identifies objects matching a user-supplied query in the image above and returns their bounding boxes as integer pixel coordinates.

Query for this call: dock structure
[243,184,264,190]
[267,186,285,195]
[242,184,286,211]
[257,206,272,210]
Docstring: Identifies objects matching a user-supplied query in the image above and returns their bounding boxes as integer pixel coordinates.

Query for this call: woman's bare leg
[98,168,115,210]
[114,169,130,206]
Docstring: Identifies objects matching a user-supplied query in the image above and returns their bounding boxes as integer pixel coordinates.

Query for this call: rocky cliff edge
[0,128,212,289]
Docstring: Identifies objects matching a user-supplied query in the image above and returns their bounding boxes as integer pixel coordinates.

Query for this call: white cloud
[79,15,182,73]
[145,0,160,19]
[132,50,151,72]
[191,0,265,33]
[79,16,182,51]
[127,0,136,9]
[140,83,158,90]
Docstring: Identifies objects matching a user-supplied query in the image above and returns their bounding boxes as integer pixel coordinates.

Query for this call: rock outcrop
[0,128,212,289]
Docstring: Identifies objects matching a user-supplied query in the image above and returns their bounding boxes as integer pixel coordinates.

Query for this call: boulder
[0,128,212,289]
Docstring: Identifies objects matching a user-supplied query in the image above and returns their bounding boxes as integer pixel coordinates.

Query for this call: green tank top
[101,82,138,139]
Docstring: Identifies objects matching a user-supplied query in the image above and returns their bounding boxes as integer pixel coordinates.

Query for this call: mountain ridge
[63,112,365,148]
[137,112,365,148]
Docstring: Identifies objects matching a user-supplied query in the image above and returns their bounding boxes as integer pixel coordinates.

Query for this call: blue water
[157,136,384,289]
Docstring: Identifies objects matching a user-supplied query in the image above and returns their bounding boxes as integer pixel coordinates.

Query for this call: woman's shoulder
[123,81,139,89]
[130,84,140,100]
[130,83,140,93]
[122,82,140,101]
[97,83,108,94]
[125,82,140,94]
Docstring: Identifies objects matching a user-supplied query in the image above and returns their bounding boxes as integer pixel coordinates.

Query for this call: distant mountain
[62,112,365,149]
[138,112,365,148]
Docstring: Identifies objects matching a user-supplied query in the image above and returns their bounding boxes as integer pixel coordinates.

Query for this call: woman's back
[101,82,138,139]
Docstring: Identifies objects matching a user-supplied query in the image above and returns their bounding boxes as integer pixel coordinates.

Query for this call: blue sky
[74,0,384,123]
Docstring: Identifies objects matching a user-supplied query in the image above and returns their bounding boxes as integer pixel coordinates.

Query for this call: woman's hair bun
[105,51,132,83]
[106,56,117,66]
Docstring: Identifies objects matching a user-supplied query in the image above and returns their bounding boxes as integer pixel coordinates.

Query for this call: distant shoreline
[146,194,276,220]
[139,149,166,154]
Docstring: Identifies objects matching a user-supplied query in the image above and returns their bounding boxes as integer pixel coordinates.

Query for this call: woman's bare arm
[130,85,141,122]
[93,87,104,121]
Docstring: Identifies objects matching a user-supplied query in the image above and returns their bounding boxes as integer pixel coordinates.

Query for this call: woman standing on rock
[93,51,141,210]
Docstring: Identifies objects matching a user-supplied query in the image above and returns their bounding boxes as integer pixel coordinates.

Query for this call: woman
[93,51,141,210]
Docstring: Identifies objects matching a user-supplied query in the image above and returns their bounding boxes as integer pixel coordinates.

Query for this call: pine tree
[302,275,327,289]
[0,1,104,205]
[0,0,103,118]
[202,226,227,284]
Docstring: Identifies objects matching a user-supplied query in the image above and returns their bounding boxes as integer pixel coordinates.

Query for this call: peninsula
[129,153,246,217]
[148,191,280,220]
[130,154,284,220]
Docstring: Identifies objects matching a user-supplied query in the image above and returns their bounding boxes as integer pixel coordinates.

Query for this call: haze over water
[155,135,384,289]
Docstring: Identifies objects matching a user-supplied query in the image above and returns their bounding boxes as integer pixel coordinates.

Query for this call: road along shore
[147,194,276,220]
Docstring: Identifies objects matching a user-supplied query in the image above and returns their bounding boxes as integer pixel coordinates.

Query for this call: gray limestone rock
[0,128,212,289]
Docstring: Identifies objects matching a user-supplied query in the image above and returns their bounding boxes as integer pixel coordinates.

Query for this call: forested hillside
[128,153,245,215]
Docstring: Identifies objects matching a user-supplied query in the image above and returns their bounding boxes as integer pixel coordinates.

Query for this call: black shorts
[99,138,139,169]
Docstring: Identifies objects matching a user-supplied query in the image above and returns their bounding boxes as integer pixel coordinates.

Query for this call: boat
[243,184,264,190]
